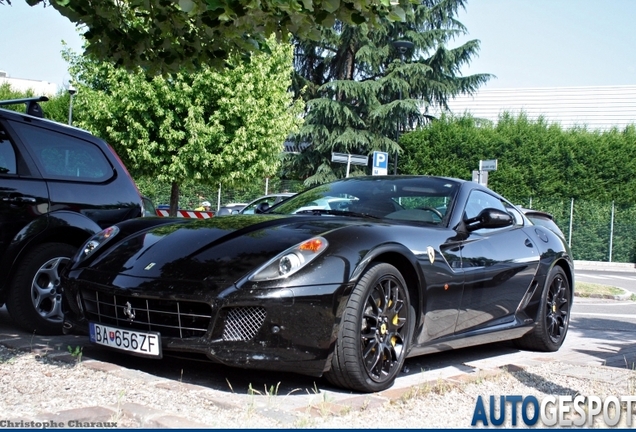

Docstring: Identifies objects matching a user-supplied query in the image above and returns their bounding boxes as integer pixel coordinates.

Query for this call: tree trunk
[169,181,180,217]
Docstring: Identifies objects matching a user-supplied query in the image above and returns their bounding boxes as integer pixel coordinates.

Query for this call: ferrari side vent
[222,307,266,341]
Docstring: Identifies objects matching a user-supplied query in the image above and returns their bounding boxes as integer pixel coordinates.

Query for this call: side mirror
[465,208,513,232]
[255,202,270,214]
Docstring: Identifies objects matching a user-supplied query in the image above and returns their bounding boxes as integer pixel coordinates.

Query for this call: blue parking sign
[372,151,388,175]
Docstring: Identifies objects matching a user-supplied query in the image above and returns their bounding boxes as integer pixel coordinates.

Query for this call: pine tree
[284,0,492,185]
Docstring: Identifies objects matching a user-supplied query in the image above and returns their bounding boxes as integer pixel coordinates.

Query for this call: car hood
[89,215,362,283]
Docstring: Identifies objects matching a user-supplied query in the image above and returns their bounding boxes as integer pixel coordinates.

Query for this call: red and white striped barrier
[156,209,215,219]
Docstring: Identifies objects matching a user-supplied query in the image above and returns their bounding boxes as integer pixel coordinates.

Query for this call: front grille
[222,307,266,341]
[81,289,212,338]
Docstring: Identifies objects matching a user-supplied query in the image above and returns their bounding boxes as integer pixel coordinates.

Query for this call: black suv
[0,96,148,335]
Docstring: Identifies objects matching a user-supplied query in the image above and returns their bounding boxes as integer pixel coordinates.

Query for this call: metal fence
[521,198,636,263]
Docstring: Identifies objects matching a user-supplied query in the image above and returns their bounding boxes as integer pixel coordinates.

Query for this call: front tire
[325,262,413,392]
[516,266,571,352]
[6,243,77,335]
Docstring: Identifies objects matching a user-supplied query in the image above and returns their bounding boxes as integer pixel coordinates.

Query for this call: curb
[574,286,634,301]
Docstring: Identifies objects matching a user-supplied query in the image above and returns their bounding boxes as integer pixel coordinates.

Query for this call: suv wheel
[6,243,77,335]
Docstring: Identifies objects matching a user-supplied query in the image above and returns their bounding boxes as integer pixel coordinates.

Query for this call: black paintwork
[0,104,143,302]
[62,176,574,378]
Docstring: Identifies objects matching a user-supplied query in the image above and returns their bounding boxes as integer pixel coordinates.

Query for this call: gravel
[1,344,635,428]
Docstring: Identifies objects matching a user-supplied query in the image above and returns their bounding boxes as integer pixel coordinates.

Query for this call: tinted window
[0,128,16,175]
[271,177,459,224]
[504,203,524,226]
[464,190,508,219]
[10,122,112,182]
[242,196,273,214]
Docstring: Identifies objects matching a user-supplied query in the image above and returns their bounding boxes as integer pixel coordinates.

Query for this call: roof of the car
[0,106,93,135]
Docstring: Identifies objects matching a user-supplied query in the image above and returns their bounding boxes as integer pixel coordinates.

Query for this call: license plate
[89,322,162,358]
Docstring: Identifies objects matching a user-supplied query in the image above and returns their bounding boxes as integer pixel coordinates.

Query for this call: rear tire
[325,262,414,392]
[6,243,77,335]
[516,266,571,352]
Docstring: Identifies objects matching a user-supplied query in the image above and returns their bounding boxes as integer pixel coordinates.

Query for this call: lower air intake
[222,307,266,341]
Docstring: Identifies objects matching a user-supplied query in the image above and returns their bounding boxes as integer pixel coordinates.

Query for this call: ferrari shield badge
[426,246,435,264]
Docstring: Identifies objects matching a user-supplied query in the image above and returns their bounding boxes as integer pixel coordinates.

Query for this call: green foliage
[0,83,35,106]
[64,36,303,212]
[401,113,636,262]
[67,345,83,363]
[7,0,409,75]
[285,0,491,185]
[401,113,636,204]
[0,83,74,124]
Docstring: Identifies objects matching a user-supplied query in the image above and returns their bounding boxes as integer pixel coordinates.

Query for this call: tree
[283,0,491,185]
[64,36,303,215]
[4,0,407,74]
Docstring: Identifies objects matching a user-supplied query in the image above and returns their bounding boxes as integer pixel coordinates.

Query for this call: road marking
[607,275,636,281]
[575,302,636,306]
[571,312,636,319]
[577,274,608,279]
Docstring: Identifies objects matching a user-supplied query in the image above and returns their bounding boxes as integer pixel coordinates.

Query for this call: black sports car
[61,176,573,392]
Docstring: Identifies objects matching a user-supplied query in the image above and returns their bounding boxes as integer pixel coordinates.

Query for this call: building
[0,71,58,96]
[434,85,636,131]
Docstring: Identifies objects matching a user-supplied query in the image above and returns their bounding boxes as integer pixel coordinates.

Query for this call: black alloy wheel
[545,270,570,344]
[325,262,413,392]
[515,266,571,352]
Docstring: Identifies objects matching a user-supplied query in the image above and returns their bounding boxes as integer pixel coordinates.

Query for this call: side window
[504,202,524,226]
[0,127,17,175]
[464,190,508,220]
[242,197,273,214]
[9,122,113,182]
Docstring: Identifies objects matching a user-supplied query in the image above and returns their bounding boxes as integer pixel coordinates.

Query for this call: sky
[1,0,635,91]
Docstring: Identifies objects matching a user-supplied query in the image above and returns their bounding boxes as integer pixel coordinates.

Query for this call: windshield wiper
[295,209,380,219]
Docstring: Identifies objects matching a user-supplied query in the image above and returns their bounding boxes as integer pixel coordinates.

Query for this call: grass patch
[575,282,625,297]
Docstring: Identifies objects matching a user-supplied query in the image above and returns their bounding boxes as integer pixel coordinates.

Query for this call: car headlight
[249,237,328,281]
[75,226,120,263]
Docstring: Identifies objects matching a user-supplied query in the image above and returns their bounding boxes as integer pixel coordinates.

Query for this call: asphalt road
[572,269,636,333]
[576,269,636,293]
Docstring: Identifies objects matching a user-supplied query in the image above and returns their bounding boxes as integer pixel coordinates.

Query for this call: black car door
[417,236,465,342]
[454,190,540,334]
[0,123,49,260]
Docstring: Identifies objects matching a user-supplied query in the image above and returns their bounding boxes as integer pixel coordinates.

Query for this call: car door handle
[525,239,534,248]
[2,195,37,203]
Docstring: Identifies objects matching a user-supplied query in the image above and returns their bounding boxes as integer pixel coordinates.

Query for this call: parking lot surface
[2,286,636,427]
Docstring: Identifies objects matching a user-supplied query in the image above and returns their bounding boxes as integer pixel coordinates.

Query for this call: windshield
[269,176,460,225]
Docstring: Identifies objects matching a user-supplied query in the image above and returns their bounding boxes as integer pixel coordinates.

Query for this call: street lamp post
[391,40,414,175]
[68,85,77,126]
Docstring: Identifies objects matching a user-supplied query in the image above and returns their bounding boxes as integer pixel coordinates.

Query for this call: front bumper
[63,271,349,377]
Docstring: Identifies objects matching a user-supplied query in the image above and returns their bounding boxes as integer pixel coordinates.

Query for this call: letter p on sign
[373,151,388,175]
